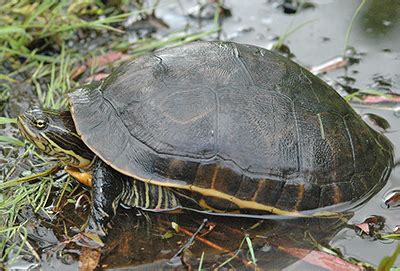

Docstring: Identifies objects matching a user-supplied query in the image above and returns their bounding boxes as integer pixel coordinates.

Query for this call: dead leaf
[278,246,361,271]
[363,95,400,104]
[81,232,105,247]
[355,222,371,235]
[354,216,383,236]
[71,64,87,80]
[84,73,109,83]
[79,247,101,271]
[384,191,400,208]
[87,51,125,68]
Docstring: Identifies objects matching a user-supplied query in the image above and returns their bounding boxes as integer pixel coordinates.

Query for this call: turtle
[17,41,393,235]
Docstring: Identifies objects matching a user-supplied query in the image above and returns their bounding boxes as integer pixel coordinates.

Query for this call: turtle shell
[68,41,393,215]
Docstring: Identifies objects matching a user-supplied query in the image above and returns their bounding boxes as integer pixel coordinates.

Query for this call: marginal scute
[213,166,242,196]
[68,41,393,215]
[234,175,259,201]
[254,178,285,207]
[192,163,217,188]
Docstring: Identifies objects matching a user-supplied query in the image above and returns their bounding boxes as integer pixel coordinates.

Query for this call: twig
[171,218,208,259]
[160,220,256,268]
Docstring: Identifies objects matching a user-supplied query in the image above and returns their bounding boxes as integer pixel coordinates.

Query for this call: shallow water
[338,104,400,265]
[158,0,400,93]
[2,0,400,270]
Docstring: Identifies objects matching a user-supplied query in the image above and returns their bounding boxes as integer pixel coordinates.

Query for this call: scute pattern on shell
[68,41,393,213]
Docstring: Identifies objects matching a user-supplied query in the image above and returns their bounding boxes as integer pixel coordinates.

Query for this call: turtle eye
[34,119,47,130]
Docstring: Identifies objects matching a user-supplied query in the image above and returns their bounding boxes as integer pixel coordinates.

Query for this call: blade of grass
[33,178,54,212]
[0,163,61,190]
[198,251,205,271]
[382,234,400,240]
[377,245,400,271]
[343,0,367,54]
[0,74,17,82]
[0,117,17,124]
[0,46,57,63]
[20,231,40,262]
[22,1,57,28]
[54,176,71,210]
[273,19,317,49]
[129,28,218,56]
[345,88,390,101]
[216,237,247,269]
[0,135,24,147]
[38,12,131,38]
[0,26,31,39]
[245,235,257,266]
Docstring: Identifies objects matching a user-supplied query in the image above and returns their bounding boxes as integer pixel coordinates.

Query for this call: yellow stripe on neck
[41,133,92,168]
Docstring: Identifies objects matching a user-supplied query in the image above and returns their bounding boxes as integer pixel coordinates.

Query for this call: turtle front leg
[86,159,126,236]
[65,166,93,187]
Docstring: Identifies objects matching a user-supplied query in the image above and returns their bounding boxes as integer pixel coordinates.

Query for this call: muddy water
[3,0,400,270]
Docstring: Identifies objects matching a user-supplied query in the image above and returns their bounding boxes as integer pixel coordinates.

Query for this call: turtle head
[17,106,95,168]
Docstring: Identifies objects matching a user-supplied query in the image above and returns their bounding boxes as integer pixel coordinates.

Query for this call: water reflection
[99,211,350,270]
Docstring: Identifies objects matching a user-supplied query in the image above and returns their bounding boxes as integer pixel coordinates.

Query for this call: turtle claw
[86,217,107,237]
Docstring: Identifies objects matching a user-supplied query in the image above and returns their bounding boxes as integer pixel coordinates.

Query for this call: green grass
[0,135,24,147]
[245,234,257,266]
[198,251,205,271]
[378,244,400,271]
[0,117,16,124]
[382,234,400,240]
[344,88,392,102]
[0,178,54,263]
[215,235,258,270]
[343,0,367,55]
[272,19,317,51]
